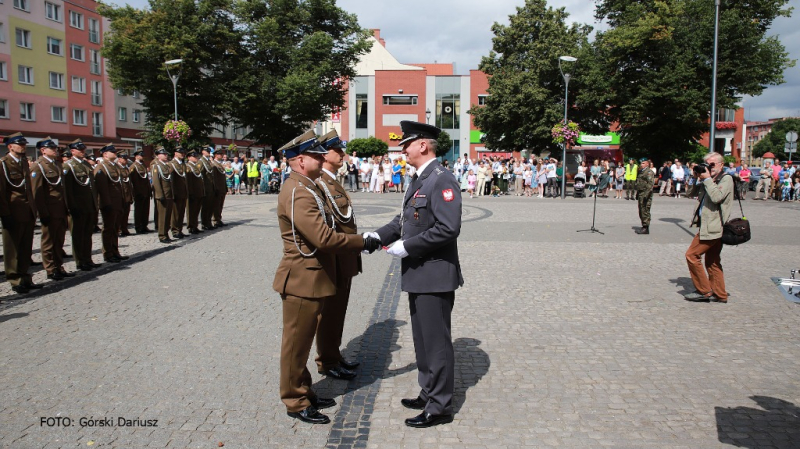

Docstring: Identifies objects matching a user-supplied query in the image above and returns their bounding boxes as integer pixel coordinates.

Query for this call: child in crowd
[794,177,800,201]
[467,169,477,198]
[523,166,533,197]
[781,172,792,201]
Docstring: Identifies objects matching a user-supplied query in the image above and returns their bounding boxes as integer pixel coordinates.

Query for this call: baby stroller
[573,172,586,198]
[267,169,281,194]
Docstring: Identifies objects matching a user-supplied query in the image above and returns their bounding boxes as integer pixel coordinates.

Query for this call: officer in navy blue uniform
[371,120,463,428]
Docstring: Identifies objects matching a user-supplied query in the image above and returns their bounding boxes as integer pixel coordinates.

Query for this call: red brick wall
[374,70,427,146]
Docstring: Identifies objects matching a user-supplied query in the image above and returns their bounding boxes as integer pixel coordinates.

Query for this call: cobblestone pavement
[1,191,799,448]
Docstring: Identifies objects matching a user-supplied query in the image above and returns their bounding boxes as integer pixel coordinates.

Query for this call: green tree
[753,118,800,161]
[347,137,388,158]
[591,0,795,159]
[469,0,607,154]
[436,130,453,158]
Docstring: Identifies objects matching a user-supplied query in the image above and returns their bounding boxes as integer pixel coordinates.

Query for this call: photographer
[684,152,734,303]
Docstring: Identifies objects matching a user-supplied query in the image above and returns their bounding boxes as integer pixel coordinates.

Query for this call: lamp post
[708,0,721,153]
[165,59,183,121]
[426,108,431,125]
[559,55,577,199]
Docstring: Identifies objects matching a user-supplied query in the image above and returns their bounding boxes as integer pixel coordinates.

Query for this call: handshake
[361,232,408,258]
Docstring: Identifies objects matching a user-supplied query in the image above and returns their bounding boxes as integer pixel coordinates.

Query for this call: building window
[356,94,368,129]
[0,23,5,43]
[20,102,35,121]
[92,112,103,136]
[382,95,418,106]
[45,2,62,22]
[88,18,99,44]
[477,95,488,106]
[91,80,102,105]
[71,76,86,93]
[0,100,8,119]
[15,28,31,48]
[118,107,127,121]
[47,37,63,56]
[132,109,141,123]
[51,106,66,122]
[70,44,84,61]
[13,0,29,11]
[132,90,140,99]
[89,49,101,75]
[717,108,735,122]
[49,72,64,90]
[435,94,460,130]
[0,62,6,81]
[73,109,86,126]
[18,65,34,85]
[69,11,84,29]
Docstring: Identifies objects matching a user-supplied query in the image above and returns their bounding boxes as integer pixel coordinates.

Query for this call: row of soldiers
[0,132,230,295]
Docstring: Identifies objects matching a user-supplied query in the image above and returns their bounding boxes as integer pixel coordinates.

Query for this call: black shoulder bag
[720,174,751,245]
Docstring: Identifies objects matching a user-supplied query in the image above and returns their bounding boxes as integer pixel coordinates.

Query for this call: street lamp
[426,108,431,124]
[165,58,183,121]
[558,55,577,199]
[708,0,721,153]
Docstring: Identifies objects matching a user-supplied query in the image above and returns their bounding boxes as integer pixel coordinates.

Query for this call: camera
[693,163,709,176]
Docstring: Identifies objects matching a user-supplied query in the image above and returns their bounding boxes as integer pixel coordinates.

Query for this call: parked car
[748,167,761,191]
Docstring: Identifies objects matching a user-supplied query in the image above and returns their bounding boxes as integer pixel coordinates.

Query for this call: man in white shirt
[546,158,558,197]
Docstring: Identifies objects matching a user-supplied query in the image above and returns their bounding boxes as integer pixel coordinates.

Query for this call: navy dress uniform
[63,139,100,271]
[374,121,463,428]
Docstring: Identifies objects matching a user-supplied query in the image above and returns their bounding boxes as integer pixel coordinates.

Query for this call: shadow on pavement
[669,277,695,295]
[453,337,490,414]
[715,396,800,448]
[659,217,695,237]
[0,312,29,323]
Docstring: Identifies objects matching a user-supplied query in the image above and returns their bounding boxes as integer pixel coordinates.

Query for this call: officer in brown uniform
[116,151,133,237]
[314,130,361,380]
[199,146,216,230]
[129,149,152,234]
[0,133,41,293]
[169,147,189,239]
[30,137,73,281]
[63,139,100,271]
[94,144,128,263]
[273,129,380,425]
[185,148,205,234]
[151,148,174,243]
[211,147,228,227]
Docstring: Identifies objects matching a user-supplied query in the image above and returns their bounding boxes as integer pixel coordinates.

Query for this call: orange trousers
[685,234,728,300]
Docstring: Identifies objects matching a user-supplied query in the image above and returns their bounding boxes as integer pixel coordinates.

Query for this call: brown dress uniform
[169,157,188,236]
[211,157,227,226]
[315,169,362,372]
[186,160,205,232]
[31,155,68,276]
[118,160,133,236]
[273,171,364,413]
[129,159,151,233]
[94,157,124,260]
[199,154,216,229]
[151,159,174,241]
[63,156,97,268]
[0,152,36,287]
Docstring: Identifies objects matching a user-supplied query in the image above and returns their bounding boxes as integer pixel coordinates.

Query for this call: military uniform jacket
[317,170,361,279]
[186,161,205,199]
[200,157,216,194]
[211,159,227,194]
[94,159,124,211]
[169,159,188,200]
[31,156,68,220]
[376,159,463,294]
[0,154,36,222]
[272,172,364,298]
[63,157,97,215]
[636,167,655,194]
[151,160,174,200]
[118,163,134,204]
[129,161,151,199]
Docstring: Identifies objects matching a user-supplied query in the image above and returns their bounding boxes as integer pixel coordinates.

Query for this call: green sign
[470,130,485,144]
[577,132,620,146]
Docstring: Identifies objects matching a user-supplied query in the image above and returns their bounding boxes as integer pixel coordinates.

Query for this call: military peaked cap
[68,139,86,150]
[398,121,441,146]
[318,130,346,150]
[36,136,58,149]
[278,129,327,159]
[4,132,28,146]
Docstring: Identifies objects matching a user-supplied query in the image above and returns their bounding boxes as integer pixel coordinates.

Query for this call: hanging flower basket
[163,120,192,143]
[227,143,237,153]
[551,121,581,146]
[716,121,737,130]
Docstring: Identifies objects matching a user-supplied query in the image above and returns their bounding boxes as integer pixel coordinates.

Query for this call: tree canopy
[347,137,388,158]
[436,131,453,158]
[753,118,800,161]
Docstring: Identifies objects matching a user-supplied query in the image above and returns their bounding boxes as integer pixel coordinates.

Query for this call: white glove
[362,231,380,240]
[386,240,408,258]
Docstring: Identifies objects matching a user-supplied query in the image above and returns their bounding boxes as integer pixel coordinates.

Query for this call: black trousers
[409,291,455,416]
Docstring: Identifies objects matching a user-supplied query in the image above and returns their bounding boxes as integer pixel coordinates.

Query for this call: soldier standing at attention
[169,147,189,239]
[371,121,463,428]
[635,158,655,234]
[116,152,133,237]
[31,137,73,281]
[273,129,380,425]
[64,139,100,271]
[314,130,361,381]
[129,149,152,234]
[151,148,174,244]
[211,148,228,227]
[185,148,205,234]
[0,133,41,293]
[94,145,128,263]
[199,147,217,230]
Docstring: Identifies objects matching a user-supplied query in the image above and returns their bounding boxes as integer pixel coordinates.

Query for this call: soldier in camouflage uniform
[635,158,654,234]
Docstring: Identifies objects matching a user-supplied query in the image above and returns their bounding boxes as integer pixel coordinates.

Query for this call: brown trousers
[281,294,326,412]
[155,199,173,240]
[201,191,214,228]
[41,217,67,274]
[69,210,95,267]
[3,221,34,286]
[315,276,352,371]
[685,234,727,300]
[133,196,150,232]
[170,197,186,234]
[213,192,226,225]
[187,197,202,230]
[100,208,121,259]
[117,203,131,234]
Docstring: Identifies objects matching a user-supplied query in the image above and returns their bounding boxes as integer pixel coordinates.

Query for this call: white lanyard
[36,161,62,186]
[290,174,335,257]
[101,161,121,183]
[172,160,186,178]
[156,161,172,181]
[2,159,25,188]
[68,159,91,187]
[319,180,354,224]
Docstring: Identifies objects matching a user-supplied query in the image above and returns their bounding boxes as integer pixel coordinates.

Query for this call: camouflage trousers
[638,193,652,227]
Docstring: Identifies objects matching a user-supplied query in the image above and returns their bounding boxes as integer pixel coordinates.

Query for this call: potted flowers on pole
[551,121,580,147]
[162,120,192,146]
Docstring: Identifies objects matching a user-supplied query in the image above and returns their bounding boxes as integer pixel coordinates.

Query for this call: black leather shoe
[339,359,360,370]
[287,406,330,424]
[195,228,204,233]
[77,264,93,272]
[159,238,173,244]
[216,222,227,227]
[11,285,30,294]
[59,270,76,277]
[320,366,357,380]
[105,256,122,263]
[47,271,65,281]
[189,228,200,235]
[24,282,43,290]
[116,255,129,260]
[401,397,427,410]
[635,226,649,234]
[310,397,336,410]
[174,232,186,239]
[89,262,102,268]
[404,412,453,428]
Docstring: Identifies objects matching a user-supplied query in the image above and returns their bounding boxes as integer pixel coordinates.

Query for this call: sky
[118,0,799,122]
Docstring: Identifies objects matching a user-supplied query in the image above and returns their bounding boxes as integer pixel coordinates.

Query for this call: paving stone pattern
[1,192,799,448]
